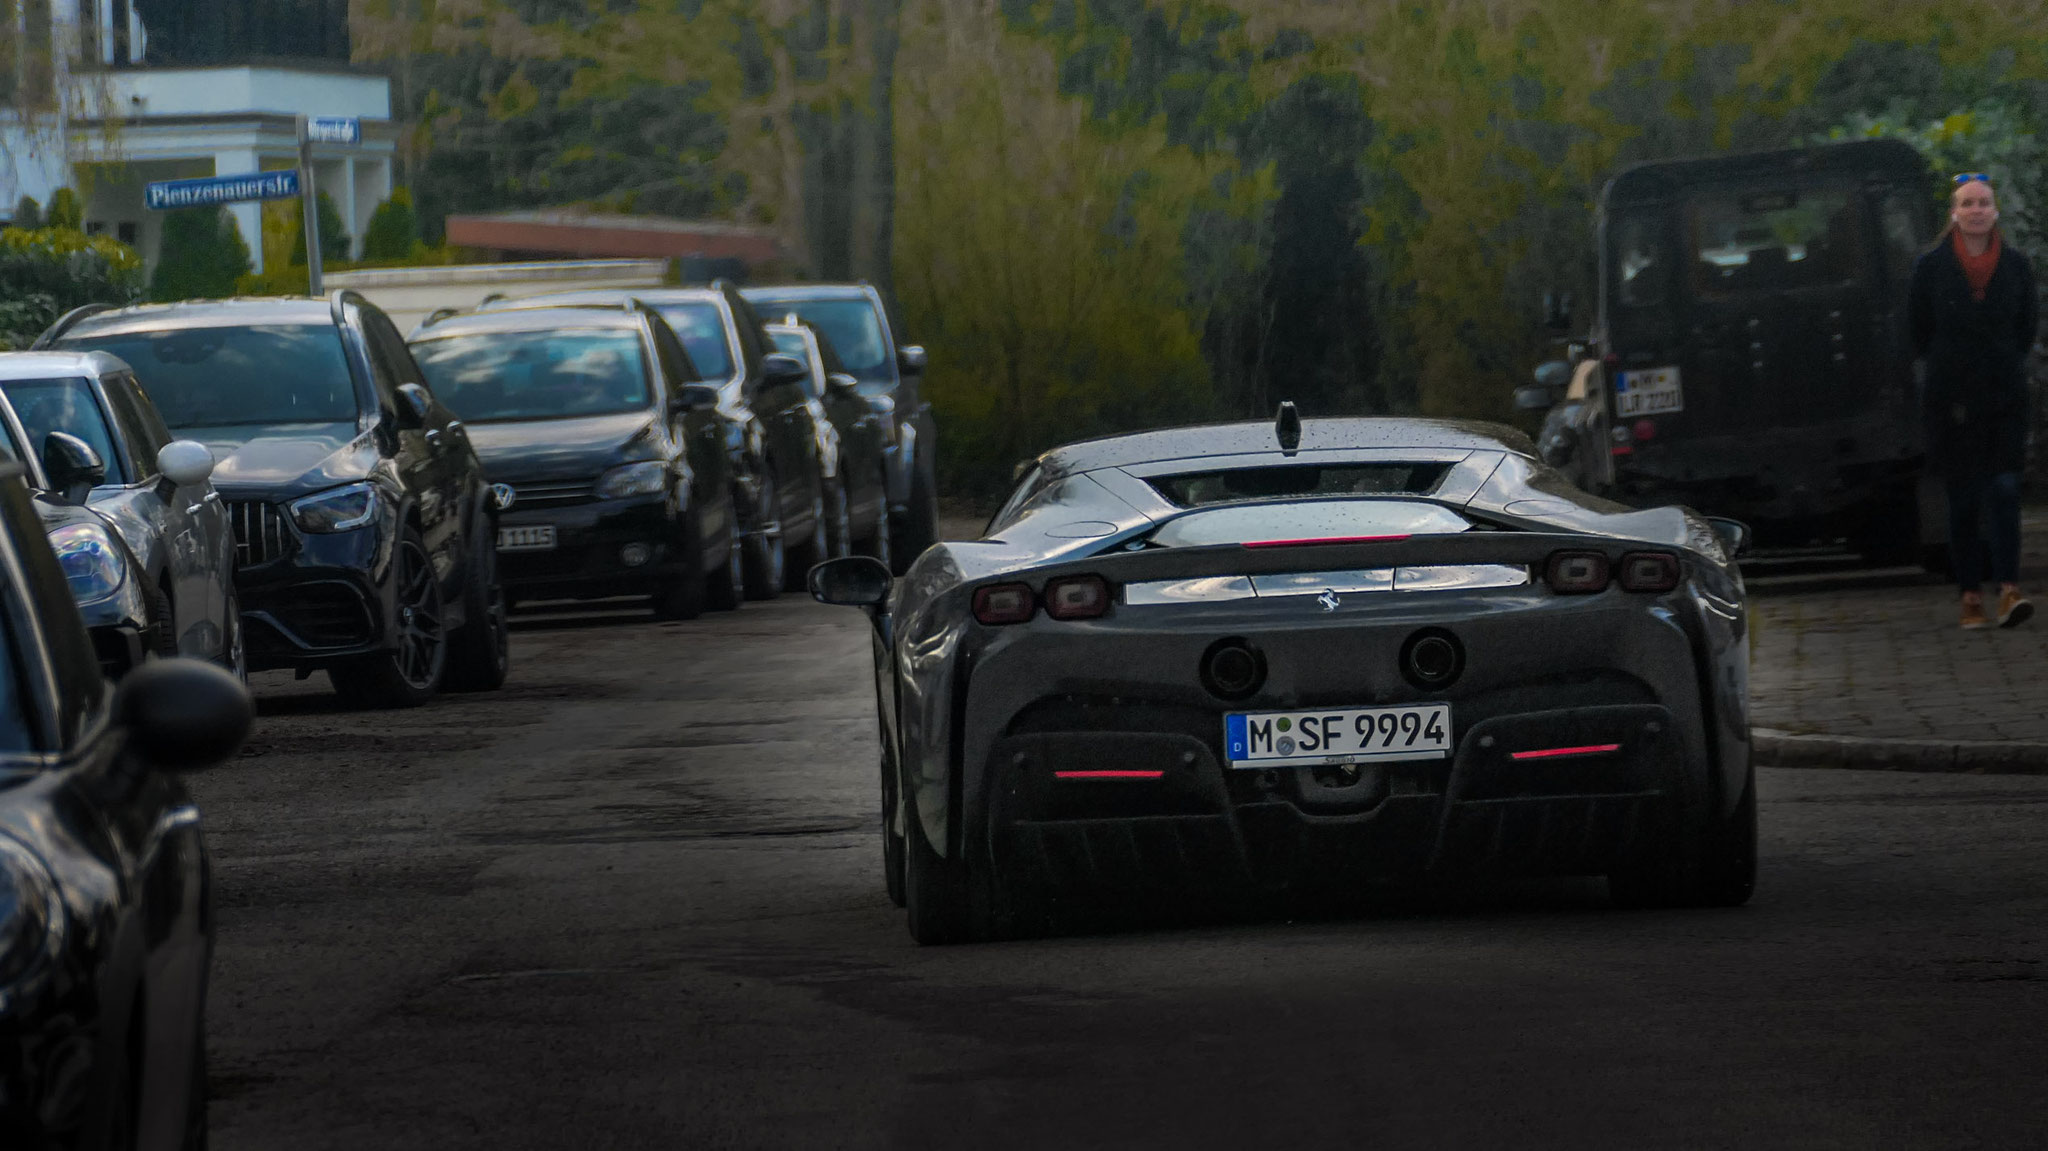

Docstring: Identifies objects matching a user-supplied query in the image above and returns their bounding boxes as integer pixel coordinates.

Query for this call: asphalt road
[193,596,2048,1150]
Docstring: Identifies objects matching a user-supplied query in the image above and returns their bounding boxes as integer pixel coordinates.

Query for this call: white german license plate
[496,525,556,552]
[1615,366,1683,416]
[1225,703,1452,769]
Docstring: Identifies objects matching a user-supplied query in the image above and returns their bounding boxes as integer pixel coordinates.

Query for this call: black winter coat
[1909,233,2038,480]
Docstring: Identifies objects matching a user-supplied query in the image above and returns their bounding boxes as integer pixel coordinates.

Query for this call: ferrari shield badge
[1317,588,1341,612]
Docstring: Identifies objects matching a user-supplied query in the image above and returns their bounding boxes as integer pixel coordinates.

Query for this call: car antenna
[1274,400,1302,456]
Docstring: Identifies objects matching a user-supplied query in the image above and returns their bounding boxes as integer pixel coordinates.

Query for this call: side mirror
[43,431,105,504]
[760,353,810,391]
[1542,290,1573,332]
[1533,360,1572,390]
[898,345,927,375]
[1514,386,1558,412]
[826,372,861,397]
[394,383,433,430]
[157,440,215,488]
[115,657,253,771]
[808,555,891,608]
[864,392,897,419]
[1708,516,1753,559]
[680,383,721,411]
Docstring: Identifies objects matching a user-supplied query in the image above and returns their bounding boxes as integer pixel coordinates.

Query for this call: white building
[1,0,394,274]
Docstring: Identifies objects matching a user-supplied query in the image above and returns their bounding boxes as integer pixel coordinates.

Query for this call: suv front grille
[504,479,594,509]
[230,501,296,566]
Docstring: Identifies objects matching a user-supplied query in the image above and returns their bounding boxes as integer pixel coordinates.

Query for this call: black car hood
[463,411,656,483]
[181,421,377,498]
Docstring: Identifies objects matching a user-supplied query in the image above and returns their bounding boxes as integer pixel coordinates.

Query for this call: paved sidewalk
[1751,510,2048,771]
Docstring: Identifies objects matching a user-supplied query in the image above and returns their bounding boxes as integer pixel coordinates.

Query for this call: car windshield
[1150,463,1452,508]
[747,298,889,382]
[650,304,734,381]
[0,378,126,485]
[1687,183,1867,297]
[412,330,653,422]
[58,324,359,429]
[1147,500,1472,548]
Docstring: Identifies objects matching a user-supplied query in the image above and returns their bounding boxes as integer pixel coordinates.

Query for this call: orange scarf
[1954,227,2002,301]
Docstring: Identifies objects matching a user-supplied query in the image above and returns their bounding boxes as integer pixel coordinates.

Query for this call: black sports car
[810,411,1756,943]
[45,294,510,708]
[0,350,239,678]
[0,460,251,1146]
[408,303,744,617]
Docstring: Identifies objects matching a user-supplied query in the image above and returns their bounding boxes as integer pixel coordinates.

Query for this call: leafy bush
[0,226,145,349]
[1812,100,2047,251]
[150,207,254,302]
[43,187,82,231]
[288,191,351,267]
[360,188,423,262]
[9,197,40,230]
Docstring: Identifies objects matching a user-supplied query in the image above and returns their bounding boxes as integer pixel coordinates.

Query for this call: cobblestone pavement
[1750,510,2048,744]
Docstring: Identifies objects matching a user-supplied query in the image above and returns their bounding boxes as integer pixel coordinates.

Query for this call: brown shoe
[1999,588,2033,628]
[1962,598,1991,630]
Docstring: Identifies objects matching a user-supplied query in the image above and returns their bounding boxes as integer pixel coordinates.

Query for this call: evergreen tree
[288,191,351,265]
[44,188,82,231]
[360,188,421,261]
[149,207,253,302]
[8,197,41,231]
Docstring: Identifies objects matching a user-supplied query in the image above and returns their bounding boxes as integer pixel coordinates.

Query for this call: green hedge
[0,226,145,349]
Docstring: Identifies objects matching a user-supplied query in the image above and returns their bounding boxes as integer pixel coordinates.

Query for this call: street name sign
[145,171,300,211]
[306,116,362,145]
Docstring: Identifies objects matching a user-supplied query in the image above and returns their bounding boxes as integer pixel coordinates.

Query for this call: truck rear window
[1688,185,1866,297]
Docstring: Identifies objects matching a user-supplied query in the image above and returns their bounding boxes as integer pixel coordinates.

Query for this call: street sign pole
[298,114,324,296]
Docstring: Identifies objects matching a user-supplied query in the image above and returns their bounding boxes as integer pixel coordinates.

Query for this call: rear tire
[1608,761,1757,909]
[785,484,830,591]
[904,810,988,945]
[706,487,744,613]
[446,525,511,691]
[741,472,784,600]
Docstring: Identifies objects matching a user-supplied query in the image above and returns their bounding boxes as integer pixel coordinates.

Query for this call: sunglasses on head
[1954,172,1992,185]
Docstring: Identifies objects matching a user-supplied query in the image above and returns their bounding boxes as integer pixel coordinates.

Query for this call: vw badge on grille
[491,483,517,511]
[1317,588,1341,613]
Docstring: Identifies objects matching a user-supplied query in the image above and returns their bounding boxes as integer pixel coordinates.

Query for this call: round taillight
[1044,574,1110,620]
[1631,418,1657,442]
[1200,638,1265,700]
[1401,629,1464,689]
[971,582,1035,625]
[1618,551,1680,592]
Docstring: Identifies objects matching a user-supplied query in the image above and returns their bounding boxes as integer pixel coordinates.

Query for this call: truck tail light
[1044,575,1110,620]
[1546,551,1610,594]
[1618,552,1680,592]
[972,582,1035,624]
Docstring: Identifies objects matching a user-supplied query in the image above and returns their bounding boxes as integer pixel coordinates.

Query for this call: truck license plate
[1615,367,1683,416]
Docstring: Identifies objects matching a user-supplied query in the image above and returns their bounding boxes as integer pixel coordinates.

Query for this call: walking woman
[1909,173,2038,629]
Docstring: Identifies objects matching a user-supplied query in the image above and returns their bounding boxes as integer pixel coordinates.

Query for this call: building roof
[445,211,784,263]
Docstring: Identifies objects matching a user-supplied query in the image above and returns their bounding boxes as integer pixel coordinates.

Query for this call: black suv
[408,302,743,617]
[45,294,510,708]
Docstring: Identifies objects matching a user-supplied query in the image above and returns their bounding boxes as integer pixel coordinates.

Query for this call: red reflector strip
[1243,534,1412,549]
[1609,445,1635,456]
[1054,770,1166,780]
[1510,743,1623,761]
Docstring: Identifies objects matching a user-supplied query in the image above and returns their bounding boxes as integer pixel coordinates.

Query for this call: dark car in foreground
[0,460,251,1147]
[762,318,892,565]
[0,351,238,678]
[811,412,1755,943]
[408,303,743,617]
[741,282,938,572]
[45,294,509,708]
[475,283,822,596]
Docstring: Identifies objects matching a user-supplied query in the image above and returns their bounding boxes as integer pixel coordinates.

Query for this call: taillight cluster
[972,575,1111,624]
[1544,550,1680,594]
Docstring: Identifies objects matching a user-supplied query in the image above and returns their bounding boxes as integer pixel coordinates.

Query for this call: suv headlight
[596,461,668,500]
[48,523,127,605]
[290,483,379,533]
[0,837,61,991]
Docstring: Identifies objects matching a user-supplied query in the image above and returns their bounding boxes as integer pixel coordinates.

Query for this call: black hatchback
[44,294,510,708]
[408,303,743,617]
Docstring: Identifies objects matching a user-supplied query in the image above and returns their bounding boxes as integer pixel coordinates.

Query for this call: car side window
[101,375,167,481]
[648,320,702,389]
[0,376,129,485]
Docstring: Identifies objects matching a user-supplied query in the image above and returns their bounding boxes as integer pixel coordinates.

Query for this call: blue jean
[1947,470,2023,592]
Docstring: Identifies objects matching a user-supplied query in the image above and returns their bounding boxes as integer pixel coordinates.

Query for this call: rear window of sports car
[1147,500,1472,548]
[1148,462,1452,508]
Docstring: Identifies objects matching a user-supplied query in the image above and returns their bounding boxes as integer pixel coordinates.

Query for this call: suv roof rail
[420,306,460,328]
[31,303,116,349]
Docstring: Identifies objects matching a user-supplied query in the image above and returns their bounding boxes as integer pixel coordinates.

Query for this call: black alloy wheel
[147,584,180,658]
[331,529,446,709]
[785,483,831,591]
[654,504,708,620]
[706,484,744,613]
[741,469,785,600]
[447,524,512,691]
[220,589,247,684]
